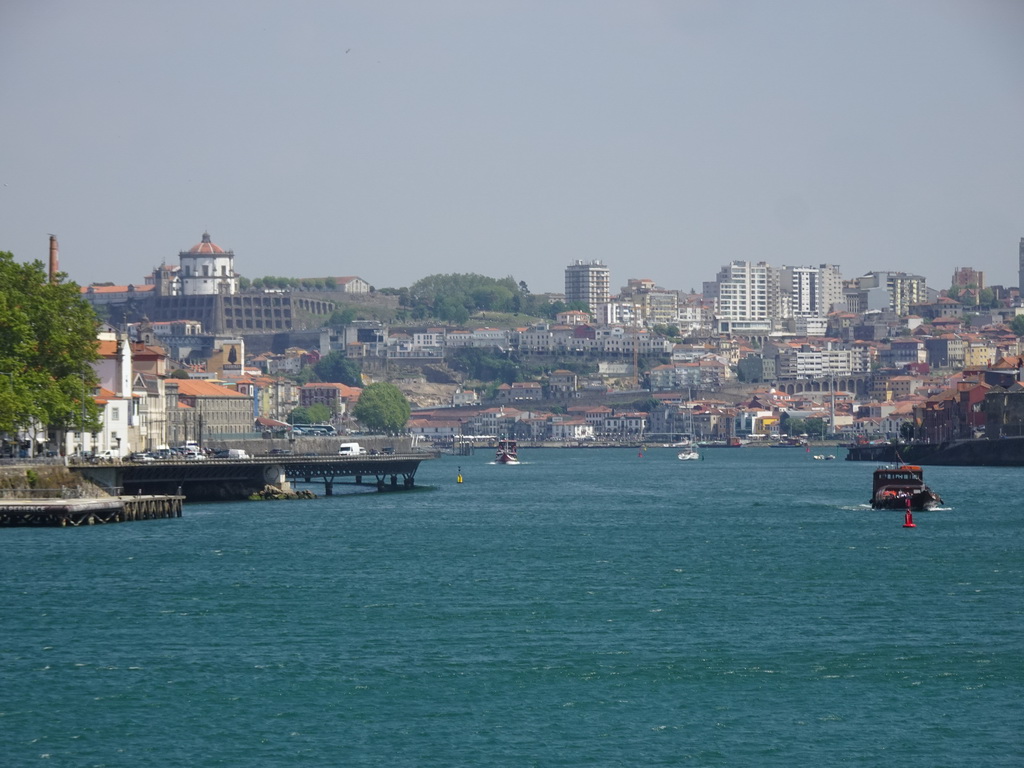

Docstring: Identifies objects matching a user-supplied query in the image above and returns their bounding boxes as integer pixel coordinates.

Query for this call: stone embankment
[845,437,1024,466]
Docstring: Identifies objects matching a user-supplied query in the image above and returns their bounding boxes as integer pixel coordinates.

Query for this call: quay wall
[846,437,1024,466]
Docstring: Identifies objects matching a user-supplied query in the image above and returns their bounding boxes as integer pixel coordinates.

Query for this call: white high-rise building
[781,264,843,318]
[1018,237,1024,291]
[564,260,610,313]
[713,261,778,336]
[852,271,927,315]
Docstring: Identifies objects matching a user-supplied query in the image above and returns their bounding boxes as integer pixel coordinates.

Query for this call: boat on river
[674,431,701,461]
[495,439,520,465]
[870,464,942,510]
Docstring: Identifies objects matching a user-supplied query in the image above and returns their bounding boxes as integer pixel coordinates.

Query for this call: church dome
[188,231,225,255]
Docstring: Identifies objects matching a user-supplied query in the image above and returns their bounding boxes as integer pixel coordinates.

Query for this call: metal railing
[0,487,92,499]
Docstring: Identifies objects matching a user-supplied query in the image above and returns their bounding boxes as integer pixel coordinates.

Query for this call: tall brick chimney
[49,235,58,283]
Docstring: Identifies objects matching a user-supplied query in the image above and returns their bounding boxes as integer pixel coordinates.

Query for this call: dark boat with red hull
[495,439,520,465]
[870,465,943,511]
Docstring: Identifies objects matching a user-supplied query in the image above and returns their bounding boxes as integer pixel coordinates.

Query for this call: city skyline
[2,1,1023,293]
[63,229,1016,307]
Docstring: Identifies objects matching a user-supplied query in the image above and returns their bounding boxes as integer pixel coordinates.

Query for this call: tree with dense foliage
[449,347,521,384]
[313,352,362,386]
[948,284,997,310]
[287,404,333,424]
[389,272,582,322]
[351,382,411,433]
[327,306,357,329]
[784,417,826,438]
[1010,315,1024,336]
[0,251,100,435]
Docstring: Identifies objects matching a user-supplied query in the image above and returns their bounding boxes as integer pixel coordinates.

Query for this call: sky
[2,0,1023,297]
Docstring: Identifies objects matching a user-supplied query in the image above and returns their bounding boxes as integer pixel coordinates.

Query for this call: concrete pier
[69,452,436,501]
[0,495,184,527]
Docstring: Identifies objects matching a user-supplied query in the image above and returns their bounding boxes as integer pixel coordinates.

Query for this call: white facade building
[713,261,777,335]
[179,232,238,296]
[565,260,611,312]
[782,264,843,318]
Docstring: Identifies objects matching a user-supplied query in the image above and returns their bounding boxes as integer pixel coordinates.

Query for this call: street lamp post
[0,373,14,455]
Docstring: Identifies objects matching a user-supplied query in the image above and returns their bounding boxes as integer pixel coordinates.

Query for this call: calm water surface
[2,448,1021,767]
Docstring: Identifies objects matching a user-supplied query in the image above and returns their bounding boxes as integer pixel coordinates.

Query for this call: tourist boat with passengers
[870,464,942,511]
[495,439,520,465]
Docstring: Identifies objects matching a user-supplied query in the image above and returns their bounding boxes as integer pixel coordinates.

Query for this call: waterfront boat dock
[0,494,184,527]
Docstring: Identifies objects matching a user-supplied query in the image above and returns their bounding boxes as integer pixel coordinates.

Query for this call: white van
[215,448,250,459]
[337,442,365,456]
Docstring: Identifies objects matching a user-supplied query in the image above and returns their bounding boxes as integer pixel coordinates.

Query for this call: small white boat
[677,448,701,461]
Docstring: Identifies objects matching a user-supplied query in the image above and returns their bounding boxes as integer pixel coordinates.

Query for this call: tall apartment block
[846,271,927,315]
[713,261,778,336]
[1018,237,1024,290]
[781,264,843,317]
[564,260,610,313]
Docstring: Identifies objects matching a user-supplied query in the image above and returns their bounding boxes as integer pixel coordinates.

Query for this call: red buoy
[903,510,916,528]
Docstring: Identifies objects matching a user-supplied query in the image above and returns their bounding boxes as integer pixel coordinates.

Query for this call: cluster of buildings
[81,232,372,335]
[406,358,1024,447]
[41,233,1024,455]
[43,323,363,459]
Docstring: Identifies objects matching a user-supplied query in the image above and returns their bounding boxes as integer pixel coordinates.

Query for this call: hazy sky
[2,0,1022,296]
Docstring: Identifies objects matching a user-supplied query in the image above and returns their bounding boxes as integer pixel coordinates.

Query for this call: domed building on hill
[179,231,238,296]
[85,231,336,336]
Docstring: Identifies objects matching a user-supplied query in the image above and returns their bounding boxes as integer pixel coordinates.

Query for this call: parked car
[129,452,155,463]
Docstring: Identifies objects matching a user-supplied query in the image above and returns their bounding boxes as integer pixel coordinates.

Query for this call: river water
[2,447,1021,766]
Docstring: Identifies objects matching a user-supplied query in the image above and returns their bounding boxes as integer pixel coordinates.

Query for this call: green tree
[0,252,101,435]
[1010,315,1024,336]
[785,417,806,436]
[313,352,362,386]
[449,348,520,384]
[288,404,332,424]
[437,297,470,325]
[327,306,357,329]
[352,382,411,433]
[805,417,826,438]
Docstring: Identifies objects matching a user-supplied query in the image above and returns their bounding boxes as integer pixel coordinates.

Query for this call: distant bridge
[69,452,438,502]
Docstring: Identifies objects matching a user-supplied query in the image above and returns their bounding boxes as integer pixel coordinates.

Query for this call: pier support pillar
[324,480,333,496]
